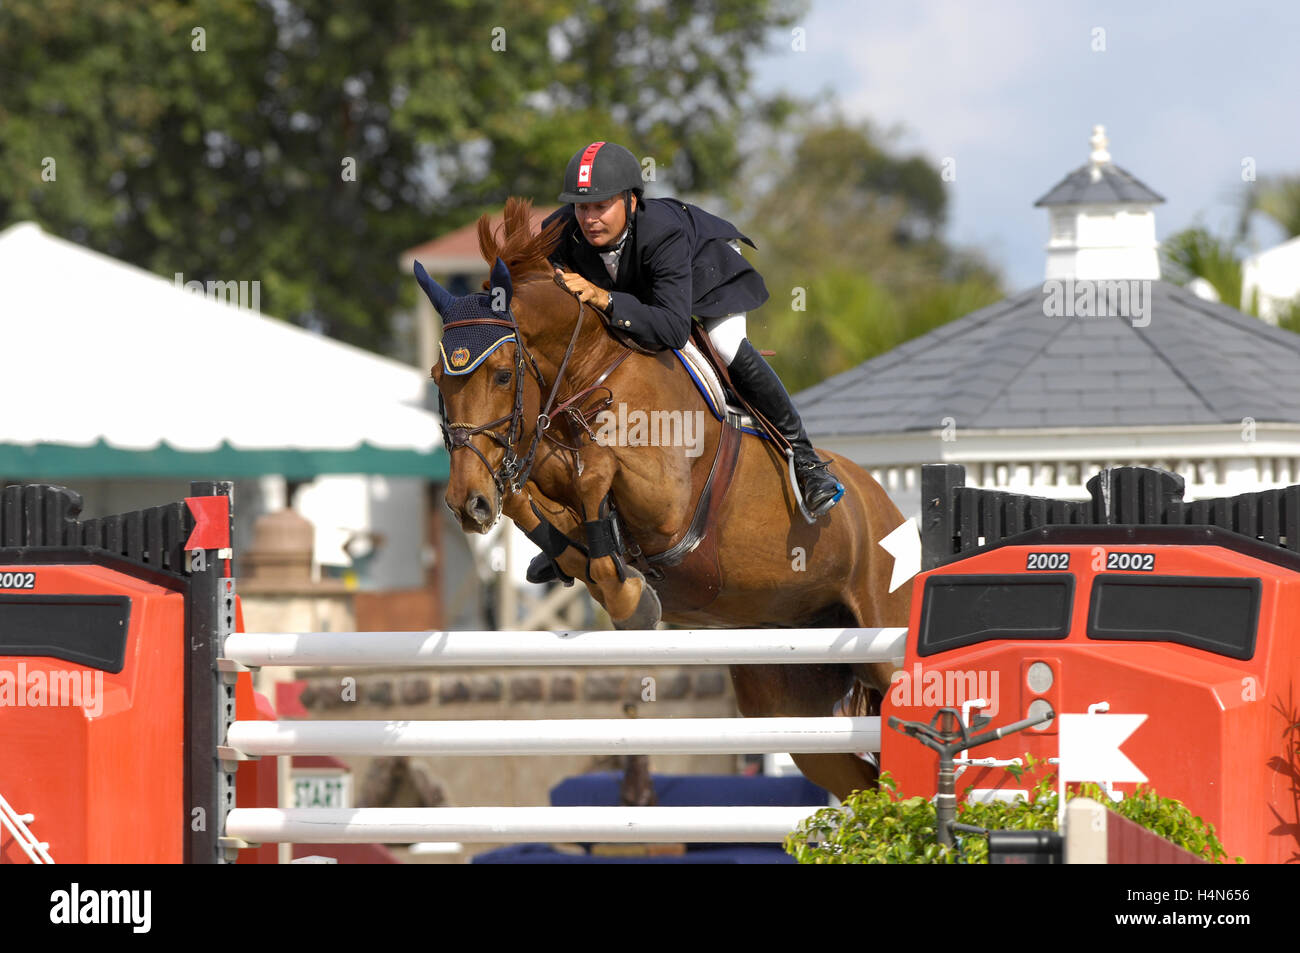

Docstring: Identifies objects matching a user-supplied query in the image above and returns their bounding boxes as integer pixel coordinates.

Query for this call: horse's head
[418,197,594,533]
[418,257,535,532]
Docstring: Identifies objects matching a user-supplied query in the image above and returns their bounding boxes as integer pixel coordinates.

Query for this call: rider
[541,141,844,520]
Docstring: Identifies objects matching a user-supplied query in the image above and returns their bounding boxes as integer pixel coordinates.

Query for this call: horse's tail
[840,679,880,719]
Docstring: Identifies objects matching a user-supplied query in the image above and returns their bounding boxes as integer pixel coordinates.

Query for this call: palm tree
[1160,227,1247,310]
[1165,175,1300,331]
[1238,174,1300,240]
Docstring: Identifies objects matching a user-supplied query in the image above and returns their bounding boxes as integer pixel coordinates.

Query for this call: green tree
[734,116,1002,391]
[0,0,803,354]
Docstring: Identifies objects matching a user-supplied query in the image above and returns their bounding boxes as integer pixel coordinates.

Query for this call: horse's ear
[489,257,513,313]
[413,260,455,316]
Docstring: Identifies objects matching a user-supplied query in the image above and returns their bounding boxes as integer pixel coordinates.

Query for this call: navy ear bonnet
[414,258,517,376]
[439,320,516,375]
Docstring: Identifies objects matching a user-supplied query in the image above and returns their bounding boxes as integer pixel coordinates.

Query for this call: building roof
[1034,162,1165,207]
[401,205,561,274]
[0,222,447,478]
[1034,124,1164,207]
[795,280,1300,436]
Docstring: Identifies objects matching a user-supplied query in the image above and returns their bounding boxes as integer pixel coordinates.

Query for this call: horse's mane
[477,197,565,284]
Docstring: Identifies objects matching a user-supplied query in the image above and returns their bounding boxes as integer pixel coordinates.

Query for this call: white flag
[879,518,922,594]
[1058,713,1147,783]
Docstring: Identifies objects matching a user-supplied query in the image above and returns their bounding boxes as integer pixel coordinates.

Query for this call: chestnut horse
[420,198,910,798]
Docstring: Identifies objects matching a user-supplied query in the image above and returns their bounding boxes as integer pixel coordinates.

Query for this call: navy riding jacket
[542,198,769,352]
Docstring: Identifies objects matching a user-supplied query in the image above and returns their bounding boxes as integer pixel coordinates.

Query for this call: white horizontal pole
[226,716,881,757]
[225,806,821,844]
[224,627,907,668]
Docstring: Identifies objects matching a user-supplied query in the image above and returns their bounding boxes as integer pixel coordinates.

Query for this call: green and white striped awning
[0,440,447,479]
[0,222,447,480]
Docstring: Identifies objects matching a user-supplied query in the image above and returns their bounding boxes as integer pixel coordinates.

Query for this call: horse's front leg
[515,445,657,628]
[502,479,658,627]
[562,456,662,629]
[500,481,584,581]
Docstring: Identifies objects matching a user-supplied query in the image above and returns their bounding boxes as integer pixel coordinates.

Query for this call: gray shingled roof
[795,281,1300,436]
[1034,162,1164,207]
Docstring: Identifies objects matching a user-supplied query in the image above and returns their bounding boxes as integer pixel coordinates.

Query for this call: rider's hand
[555,269,612,311]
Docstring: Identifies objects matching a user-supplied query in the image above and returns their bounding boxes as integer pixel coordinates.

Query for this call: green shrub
[784,758,1238,864]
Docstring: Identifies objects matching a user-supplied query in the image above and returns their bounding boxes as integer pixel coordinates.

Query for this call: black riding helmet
[558,141,643,204]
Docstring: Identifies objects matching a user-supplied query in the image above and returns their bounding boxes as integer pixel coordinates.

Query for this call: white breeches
[701,312,748,366]
[698,241,750,365]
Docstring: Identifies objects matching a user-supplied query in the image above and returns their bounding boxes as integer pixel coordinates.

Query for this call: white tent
[0,221,445,478]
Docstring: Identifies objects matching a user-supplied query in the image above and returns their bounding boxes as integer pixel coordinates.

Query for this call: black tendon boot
[727,339,844,518]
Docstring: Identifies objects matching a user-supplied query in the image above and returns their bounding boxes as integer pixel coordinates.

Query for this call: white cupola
[1034,125,1164,281]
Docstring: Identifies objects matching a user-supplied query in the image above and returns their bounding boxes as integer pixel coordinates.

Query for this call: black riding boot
[727,339,844,518]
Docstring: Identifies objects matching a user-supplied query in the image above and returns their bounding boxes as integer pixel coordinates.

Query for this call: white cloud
[817,1,1054,155]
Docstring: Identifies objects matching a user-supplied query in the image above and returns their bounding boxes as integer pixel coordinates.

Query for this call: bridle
[437,274,613,499]
[437,314,539,500]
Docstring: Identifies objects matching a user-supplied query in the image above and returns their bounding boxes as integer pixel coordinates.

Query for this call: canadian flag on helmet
[576,141,606,189]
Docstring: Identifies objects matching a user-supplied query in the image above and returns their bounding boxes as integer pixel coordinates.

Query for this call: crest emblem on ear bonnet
[414,257,517,376]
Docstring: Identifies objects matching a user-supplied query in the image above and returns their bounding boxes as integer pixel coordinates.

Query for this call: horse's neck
[524,310,623,399]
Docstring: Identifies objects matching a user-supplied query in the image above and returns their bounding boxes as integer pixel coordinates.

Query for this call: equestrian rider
[542,141,844,520]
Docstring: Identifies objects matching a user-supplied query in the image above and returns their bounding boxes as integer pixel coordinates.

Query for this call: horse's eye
[494,369,513,387]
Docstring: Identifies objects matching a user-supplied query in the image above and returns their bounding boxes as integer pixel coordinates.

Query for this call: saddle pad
[674,342,765,437]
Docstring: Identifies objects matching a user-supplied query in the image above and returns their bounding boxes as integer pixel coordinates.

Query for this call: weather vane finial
[1089,124,1110,166]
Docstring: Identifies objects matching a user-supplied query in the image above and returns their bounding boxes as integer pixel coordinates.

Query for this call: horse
[418,197,911,799]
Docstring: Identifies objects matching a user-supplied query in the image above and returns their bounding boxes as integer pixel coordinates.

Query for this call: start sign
[293,772,352,809]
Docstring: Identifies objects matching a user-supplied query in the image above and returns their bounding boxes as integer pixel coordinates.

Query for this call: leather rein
[437,273,631,498]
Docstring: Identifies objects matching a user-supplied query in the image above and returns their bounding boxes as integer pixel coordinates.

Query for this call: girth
[630,418,743,611]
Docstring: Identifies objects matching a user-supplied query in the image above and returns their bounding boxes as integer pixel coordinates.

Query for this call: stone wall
[272,661,740,798]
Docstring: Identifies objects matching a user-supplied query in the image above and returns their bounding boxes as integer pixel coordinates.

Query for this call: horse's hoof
[612,570,662,630]
[526,552,573,587]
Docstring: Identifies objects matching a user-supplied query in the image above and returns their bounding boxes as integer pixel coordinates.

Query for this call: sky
[750,0,1300,291]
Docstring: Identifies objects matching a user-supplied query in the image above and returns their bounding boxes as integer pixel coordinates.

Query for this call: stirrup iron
[785,449,844,524]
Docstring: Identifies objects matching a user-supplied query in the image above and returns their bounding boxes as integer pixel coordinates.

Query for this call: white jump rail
[225,716,882,757]
[225,806,822,844]
[219,627,901,853]
[223,627,908,668]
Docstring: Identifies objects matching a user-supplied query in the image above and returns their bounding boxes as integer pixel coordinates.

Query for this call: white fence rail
[225,806,822,844]
[220,627,901,853]
[225,716,882,757]
[224,627,908,668]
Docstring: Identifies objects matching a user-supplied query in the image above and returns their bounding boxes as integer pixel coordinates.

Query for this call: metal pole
[188,480,234,864]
